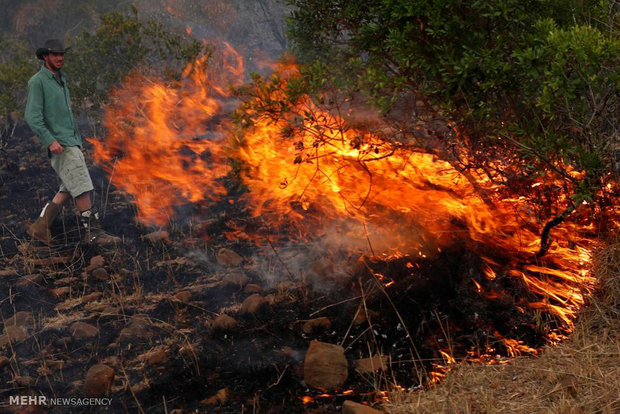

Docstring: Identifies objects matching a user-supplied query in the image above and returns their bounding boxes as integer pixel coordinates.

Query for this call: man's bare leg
[52,191,71,207]
[74,192,92,212]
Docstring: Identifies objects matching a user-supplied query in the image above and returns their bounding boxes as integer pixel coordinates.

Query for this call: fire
[232,63,598,338]
[89,44,243,226]
[91,41,613,382]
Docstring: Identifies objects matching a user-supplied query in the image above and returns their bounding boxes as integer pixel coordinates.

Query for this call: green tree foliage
[0,35,36,144]
[283,0,619,236]
[66,8,205,118]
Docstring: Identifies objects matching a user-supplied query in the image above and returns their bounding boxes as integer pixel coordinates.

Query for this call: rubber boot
[28,202,61,245]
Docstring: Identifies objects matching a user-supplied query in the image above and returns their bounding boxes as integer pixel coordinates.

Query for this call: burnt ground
[0,125,566,413]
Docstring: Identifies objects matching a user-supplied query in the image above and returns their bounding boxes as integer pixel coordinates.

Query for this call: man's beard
[46,60,62,72]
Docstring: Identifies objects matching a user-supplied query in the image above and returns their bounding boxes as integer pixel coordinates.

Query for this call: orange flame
[89,44,244,225]
[91,44,609,356]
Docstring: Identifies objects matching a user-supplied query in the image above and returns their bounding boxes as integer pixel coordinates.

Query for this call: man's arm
[25,77,57,150]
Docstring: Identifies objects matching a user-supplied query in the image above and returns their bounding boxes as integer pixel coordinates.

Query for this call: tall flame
[90,44,243,225]
[90,44,612,350]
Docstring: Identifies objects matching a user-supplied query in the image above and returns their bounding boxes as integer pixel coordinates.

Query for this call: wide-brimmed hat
[35,39,70,60]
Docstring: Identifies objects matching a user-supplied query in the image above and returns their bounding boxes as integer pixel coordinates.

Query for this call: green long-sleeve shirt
[25,66,82,151]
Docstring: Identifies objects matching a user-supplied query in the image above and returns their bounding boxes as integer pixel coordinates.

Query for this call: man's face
[44,52,65,72]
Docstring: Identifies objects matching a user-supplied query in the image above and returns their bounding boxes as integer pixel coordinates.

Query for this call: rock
[200,388,229,406]
[144,348,168,365]
[51,287,71,298]
[84,364,115,397]
[142,230,169,244]
[4,325,29,343]
[239,294,267,314]
[179,342,199,357]
[54,276,78,285]
[86,255,105,271]
[212,314,238,331]
[79,292,103,304]
[280,346,302,361]
[16,274,44,287]
[13,375,35,387]
[91,267,109,281]
[26,255,72,267]
[302,317,332,334]
[119,315,153,340]
[223,271,250,287]
[303,341,348,390]
[0,355,10,368]
[244,283,263,294]
[216,248,243,267]
[353,308,380,326]
[342,400,384,414]
[55,337,72,347]
[354,355,388,374]
[70,322,99,340]
[277,281,298,292]
[0,268,18,277]
[95,233,122,246]
[4,311,34,328]
[173,291,192,303]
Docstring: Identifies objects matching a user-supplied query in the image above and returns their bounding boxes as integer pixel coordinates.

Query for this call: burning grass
[386,238,620,414]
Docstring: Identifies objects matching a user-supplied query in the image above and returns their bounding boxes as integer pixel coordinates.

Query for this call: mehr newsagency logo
[5,395,112,407]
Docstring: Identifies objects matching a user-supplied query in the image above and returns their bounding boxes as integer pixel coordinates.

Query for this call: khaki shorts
[50,146,94,198]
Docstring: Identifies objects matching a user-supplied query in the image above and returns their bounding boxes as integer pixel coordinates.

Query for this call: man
[25,39,102,245]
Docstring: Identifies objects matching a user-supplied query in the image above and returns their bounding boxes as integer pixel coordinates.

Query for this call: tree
[65,8,206,123]
[0,35,36,147]
[283,0,619,246]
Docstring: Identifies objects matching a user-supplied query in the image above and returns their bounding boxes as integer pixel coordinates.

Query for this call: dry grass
[385,239,620,414]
